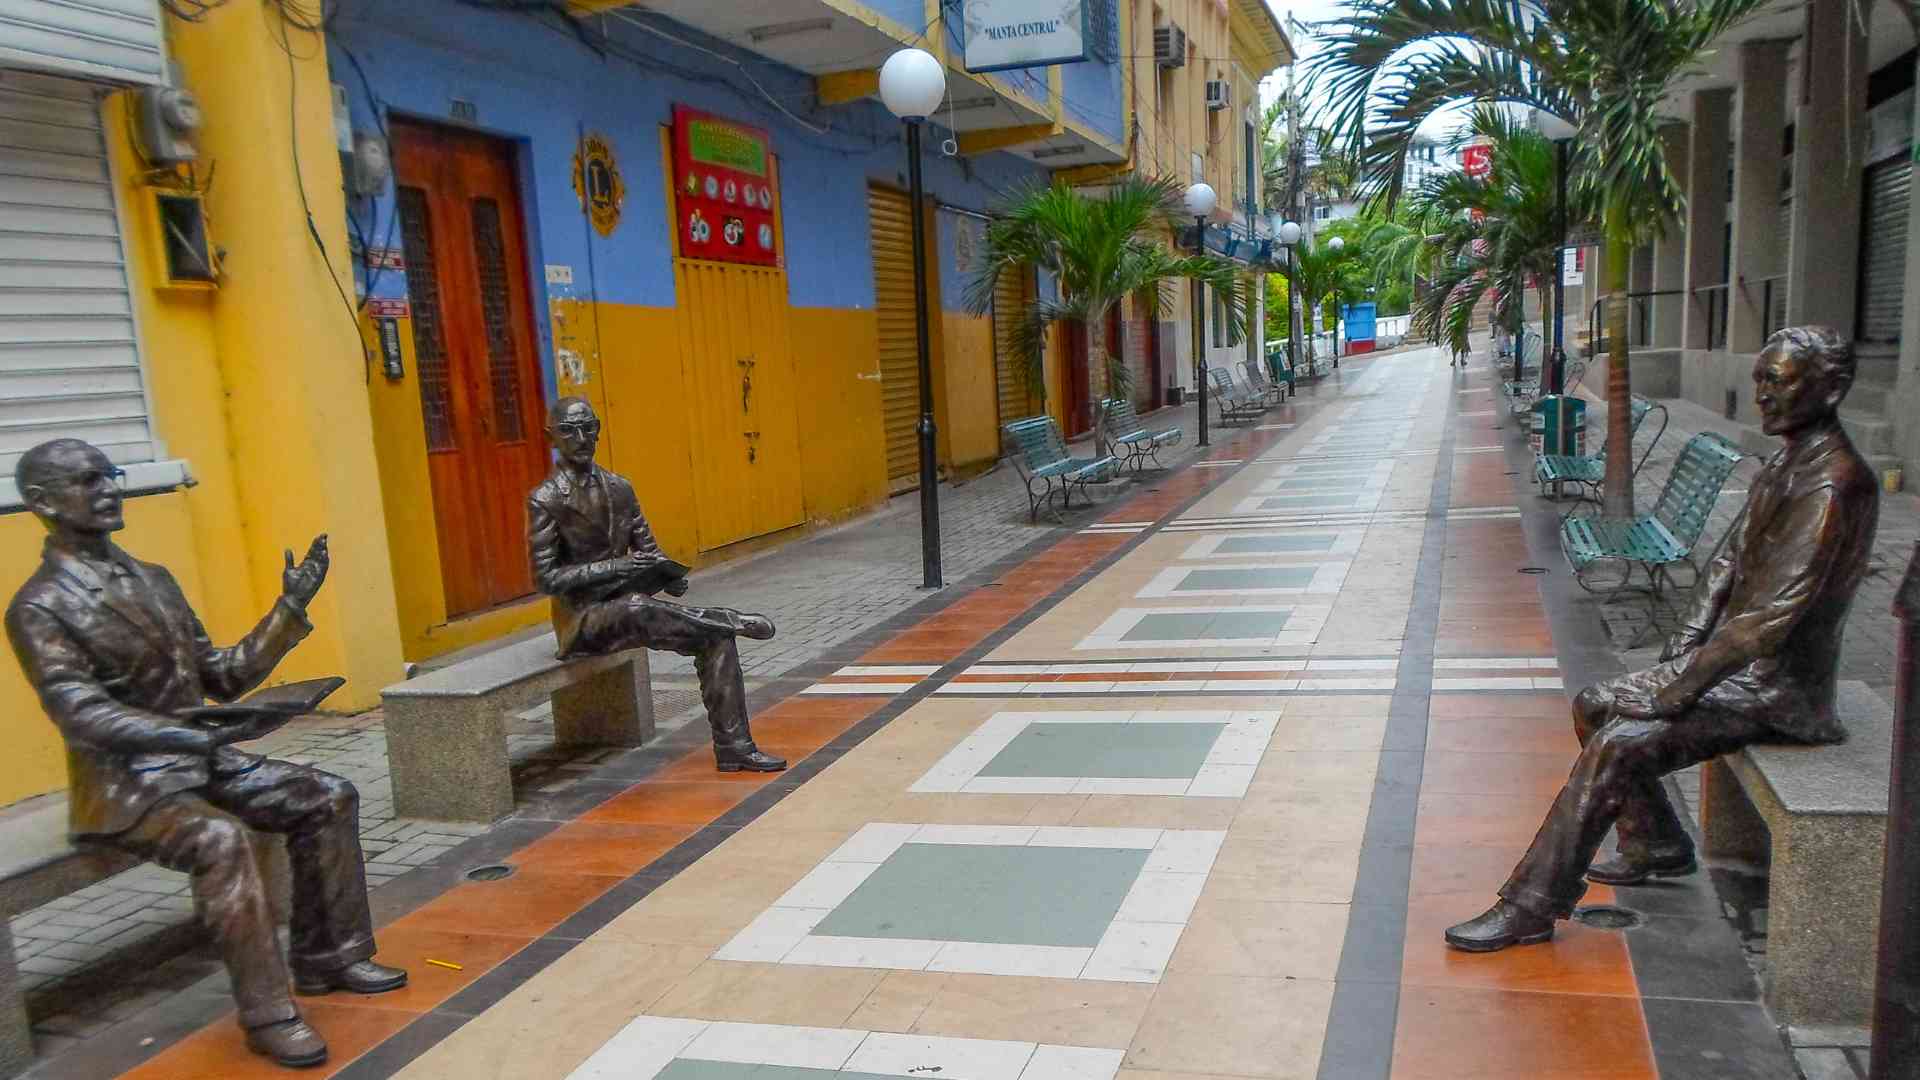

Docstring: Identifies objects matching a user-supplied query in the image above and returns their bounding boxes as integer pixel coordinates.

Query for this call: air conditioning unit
[1205,80,1230,110]
[1154,24,1186,68]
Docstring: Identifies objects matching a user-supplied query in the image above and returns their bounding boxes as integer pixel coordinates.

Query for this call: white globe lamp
[1536,110,1577,142]
[1328,236,1346,252]
[1278,220,1302,245]
[879,49,946,120]
[1183,182,1217,218]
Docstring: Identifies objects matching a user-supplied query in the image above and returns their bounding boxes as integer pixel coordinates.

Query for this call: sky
[1258,0,1475,141]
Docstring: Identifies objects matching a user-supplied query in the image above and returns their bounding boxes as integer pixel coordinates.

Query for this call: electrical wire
[332,38,400,306]
[267,0,374,382]
[599,8,833,136]
[159,0,230,21]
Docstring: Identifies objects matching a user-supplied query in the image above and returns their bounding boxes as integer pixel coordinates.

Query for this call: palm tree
[1403,108,1581,360]
[1311,0,1774,518]
[1275,237,1365,371]
[965,176,1249,458]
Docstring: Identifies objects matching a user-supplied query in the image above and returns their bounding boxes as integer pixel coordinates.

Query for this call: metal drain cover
[1572,904,1643,930]
[465,864,515,882]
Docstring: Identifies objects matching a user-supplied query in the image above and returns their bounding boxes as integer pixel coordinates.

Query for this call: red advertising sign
[1461,142,1492,179]
[672,105,780,267]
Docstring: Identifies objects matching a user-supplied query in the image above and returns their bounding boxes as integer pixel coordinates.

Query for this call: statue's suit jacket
[5,542,311,839]
[530,464,708,657]
[1653,424,1879,744]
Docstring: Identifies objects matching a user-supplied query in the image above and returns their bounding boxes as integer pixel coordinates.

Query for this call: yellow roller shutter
[868,185,921,490]
[992,267,1034,448]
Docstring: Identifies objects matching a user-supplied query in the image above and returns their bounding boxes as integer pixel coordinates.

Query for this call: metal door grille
[470,196,525,441]
[396,185,455,451]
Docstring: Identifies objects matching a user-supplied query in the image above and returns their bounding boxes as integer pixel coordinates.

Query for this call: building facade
[0,0,1289,807]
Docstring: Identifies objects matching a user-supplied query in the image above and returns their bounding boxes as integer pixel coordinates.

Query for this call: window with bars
[470,197,527,443]
[396,187,457,452]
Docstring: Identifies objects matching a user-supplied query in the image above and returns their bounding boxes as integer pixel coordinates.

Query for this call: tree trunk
[1088,304,1109,458]
[1600,231,1635,519]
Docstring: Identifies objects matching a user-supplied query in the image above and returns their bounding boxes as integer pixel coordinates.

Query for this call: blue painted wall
[329,2,1053,335]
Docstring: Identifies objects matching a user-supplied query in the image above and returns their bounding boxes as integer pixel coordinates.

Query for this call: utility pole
[1285,54,1306,376]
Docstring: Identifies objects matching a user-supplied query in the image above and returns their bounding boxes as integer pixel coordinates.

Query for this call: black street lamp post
[1185,183,1217,448]
[881,49,947,589]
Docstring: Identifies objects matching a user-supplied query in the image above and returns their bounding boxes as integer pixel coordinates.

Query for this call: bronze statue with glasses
[4,439,405,1068]
[528,398,787,772]
[1445,326,1880,952]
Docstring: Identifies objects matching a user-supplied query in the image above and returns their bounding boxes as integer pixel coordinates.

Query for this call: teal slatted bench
[1559,432,1748,603]
[1100,398,1183,473]
[1536,395,1669,510]
[1003,416,1117,522]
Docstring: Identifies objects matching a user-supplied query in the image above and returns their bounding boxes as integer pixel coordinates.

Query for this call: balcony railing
[1692,283,1731,350]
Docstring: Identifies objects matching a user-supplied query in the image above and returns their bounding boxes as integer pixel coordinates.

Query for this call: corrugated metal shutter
[0,1,166,86]
[0,69,152,478]
[992,266,1032,445]
[869,184,921,490]
[1772,195,1791,333]
[1858,158,1910,344]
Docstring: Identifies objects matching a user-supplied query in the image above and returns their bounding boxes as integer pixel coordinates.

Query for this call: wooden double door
[391,119,550,619]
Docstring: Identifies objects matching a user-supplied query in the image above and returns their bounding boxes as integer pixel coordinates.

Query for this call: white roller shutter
[1858,158,1910,344]
[0,68,161,489]
[0,1,166,87]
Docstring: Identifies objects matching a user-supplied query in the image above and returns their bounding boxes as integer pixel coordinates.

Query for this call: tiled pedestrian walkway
[25,345,1832,1078]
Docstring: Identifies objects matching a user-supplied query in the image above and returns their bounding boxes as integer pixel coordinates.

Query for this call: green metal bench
[1263,345,1298,395]
[1002,415,1117,522]
[1101,397,1183,473]
[1535,395,1670,510]
[1206,367,1268,425]
[1503,332,1589,415]
[1240,358,1288,406]
[1559,432,1747,602]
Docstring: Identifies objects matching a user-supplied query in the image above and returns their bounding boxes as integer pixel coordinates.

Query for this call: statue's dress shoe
[1586,853,1697,886]
[716,746,787,773]
[246,1018,328,1068]
[1444,901,1555,953]
[295,959,408,996]
[735,613,776,640]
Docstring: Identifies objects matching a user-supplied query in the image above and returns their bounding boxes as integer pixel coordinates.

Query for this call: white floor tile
[780,934,945,971]
[835,665,941,677]
[1028,826,1162,849]
[926,940,1094,979]
[712,906,832,963]
[1019,1045,1127,1080]
[567,1016,710,1080]
[773,861,882,910]
[1073,778,1192,796]
[682,1021,868,1070]
[1144,830,1227,874]
[1079,920,1186,983]
[1115,871,1207,923]
[848,1032,1040,1080]
[1185,764,1257,797]
[961,776,1079,795]
[912,824,1037,846]
[828,823,922,864]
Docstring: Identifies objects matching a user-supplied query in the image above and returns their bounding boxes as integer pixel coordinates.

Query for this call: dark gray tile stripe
[1315,363,1460,1080]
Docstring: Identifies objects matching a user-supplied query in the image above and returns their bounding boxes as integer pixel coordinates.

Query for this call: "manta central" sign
[962,0,1089,73]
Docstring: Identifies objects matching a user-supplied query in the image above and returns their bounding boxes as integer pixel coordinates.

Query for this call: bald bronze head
[15,439,125,538]
[547,397,601,471]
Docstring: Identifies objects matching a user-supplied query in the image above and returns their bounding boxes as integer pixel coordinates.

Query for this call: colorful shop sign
[672,106,780,267]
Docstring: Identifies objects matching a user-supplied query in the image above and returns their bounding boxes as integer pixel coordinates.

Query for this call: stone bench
[381,633,654,823]
[0,795,287,1077]
[1700,680,1891,1027]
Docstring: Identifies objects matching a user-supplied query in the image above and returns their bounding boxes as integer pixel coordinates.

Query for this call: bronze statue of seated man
[4,439,405,1068]
[1446,325,1880,952]
[528,398,786,773]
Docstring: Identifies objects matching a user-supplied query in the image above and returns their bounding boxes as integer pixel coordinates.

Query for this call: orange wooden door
[391,120,549,618]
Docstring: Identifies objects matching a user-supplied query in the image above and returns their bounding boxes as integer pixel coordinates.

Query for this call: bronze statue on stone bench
[1447,325,1881,952]
[4,438,404,1069]
[529,398,786,773]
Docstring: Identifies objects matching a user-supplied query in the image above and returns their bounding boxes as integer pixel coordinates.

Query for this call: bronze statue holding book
[529,397,786,772]
[4,438,403,1069]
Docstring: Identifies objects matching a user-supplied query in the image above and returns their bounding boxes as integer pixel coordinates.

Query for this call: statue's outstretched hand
[283,535,330,610]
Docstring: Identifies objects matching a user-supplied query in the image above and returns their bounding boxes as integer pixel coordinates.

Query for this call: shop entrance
[390,119,550,619]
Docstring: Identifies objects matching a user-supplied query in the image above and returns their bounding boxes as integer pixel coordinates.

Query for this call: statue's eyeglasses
[50,467,126,493]
[553,420,601,439]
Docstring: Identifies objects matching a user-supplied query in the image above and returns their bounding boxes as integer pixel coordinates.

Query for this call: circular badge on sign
[704,175,719,199]
[723,217,745,246]
[723,179,738,203]
[570,133,626,238]
[742,186,758,208]
[689,210,710,244]
[758,223,774,250]
[759,185,772,208]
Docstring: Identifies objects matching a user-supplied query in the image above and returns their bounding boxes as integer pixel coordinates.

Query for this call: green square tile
[812,843,1148,947]
[1175,567,1316,592]
[979,721,1225,779]
[1215,535,1336,555]
[1121,609,1292,642]
[660,1064,901,1080]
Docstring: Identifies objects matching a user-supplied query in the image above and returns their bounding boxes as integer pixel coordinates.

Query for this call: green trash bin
[1530,395,1587,457]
